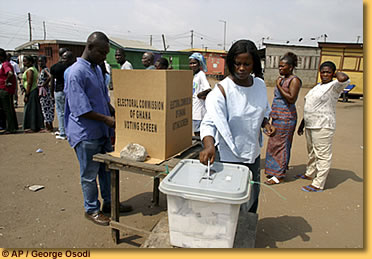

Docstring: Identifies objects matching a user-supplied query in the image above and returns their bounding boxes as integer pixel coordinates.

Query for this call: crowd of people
[0,31,350,226]
[197,39,349,212]
[0,47,76,136]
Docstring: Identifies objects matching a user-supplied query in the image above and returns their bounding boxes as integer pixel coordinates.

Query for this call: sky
[0,0,364,51]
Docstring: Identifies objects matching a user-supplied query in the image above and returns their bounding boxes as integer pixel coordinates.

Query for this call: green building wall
[106,46,120,69]
[106,43,192,71]
[106,46,153,70]
[162,53,190,70]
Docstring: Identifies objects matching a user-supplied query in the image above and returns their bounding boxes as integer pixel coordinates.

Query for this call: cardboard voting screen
[112,69,193,161]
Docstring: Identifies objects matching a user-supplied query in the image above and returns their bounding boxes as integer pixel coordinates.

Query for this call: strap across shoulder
[217,83,226,99]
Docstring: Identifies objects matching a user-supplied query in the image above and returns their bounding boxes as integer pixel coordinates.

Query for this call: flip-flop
[264,176,284,185]
[302,185,323,192]
[295,174,313,180]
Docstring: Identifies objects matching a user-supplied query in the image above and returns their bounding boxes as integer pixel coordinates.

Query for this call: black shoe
[102,203,133,213]
[84,211,110,226]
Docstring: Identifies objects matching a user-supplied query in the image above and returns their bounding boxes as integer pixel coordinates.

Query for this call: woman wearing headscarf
[22,55,44,133]
[189,53,211,136]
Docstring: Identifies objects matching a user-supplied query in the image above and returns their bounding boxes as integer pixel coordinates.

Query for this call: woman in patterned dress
[264,52,302,184]
[37,55,54,132]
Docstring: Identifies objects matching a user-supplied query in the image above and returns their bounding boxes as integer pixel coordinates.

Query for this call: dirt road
[0,86,363,248]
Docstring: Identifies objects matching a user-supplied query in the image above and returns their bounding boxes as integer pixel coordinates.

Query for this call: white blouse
[192,70,211,120]
[201,76,271,163]
[304,79,350,130]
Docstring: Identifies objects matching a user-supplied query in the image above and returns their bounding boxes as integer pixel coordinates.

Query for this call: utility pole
[356,35,361,43]
[260,37,265,49]
[162,34,167,51]
[190,30,194,49]
[28,12,32,41]
[43,21,46,40]
[150,35,152,46]
[322,34,328,42]
[219,20,226,51]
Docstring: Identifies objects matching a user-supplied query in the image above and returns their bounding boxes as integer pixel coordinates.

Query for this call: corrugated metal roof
[110,37,158,51]
[181,48,227,54]
[15,39,86,51]
[318,42,363,49]
[263,42,319,49]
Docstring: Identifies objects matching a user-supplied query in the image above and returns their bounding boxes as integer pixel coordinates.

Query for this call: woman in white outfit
[199,40,276,213]
[296,61,349,192]
[189,53,211,137]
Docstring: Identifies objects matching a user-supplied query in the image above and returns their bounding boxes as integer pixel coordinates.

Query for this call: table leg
[152,176,160,207]
[111,168,120,244]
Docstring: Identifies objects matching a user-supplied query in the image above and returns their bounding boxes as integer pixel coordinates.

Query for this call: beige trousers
[304,128,335,189]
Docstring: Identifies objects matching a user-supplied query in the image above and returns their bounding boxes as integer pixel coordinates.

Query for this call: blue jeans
[54,91,65,136]
[74,137,113,213]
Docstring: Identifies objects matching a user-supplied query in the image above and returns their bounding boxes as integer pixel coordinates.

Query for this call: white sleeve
[200,89,222,140]
[200,112,217,140]
[201,86,240,157]
[260,79,271,118]
[333,79,351,94]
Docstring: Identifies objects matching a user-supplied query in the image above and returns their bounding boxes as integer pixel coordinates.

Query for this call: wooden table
[93,141,202,244]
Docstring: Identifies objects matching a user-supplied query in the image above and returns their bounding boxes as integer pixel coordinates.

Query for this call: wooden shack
[318,42,363,96]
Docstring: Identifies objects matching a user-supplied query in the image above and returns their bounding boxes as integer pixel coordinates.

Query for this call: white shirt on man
[10,60,21,74]
[121,61,133,70]
[304,79,350,130]
[201,76,271,163]
[192,70,210,120]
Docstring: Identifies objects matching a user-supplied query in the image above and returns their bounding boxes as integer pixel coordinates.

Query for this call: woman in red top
[0,48,18,133]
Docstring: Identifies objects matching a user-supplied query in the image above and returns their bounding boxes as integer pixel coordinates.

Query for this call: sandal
[302,185,323,192]
[264,176,284,185]
[294,174,313,180]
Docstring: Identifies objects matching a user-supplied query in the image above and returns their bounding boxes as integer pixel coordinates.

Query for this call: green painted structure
[107,40,192,70]
[162,53,191,70]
